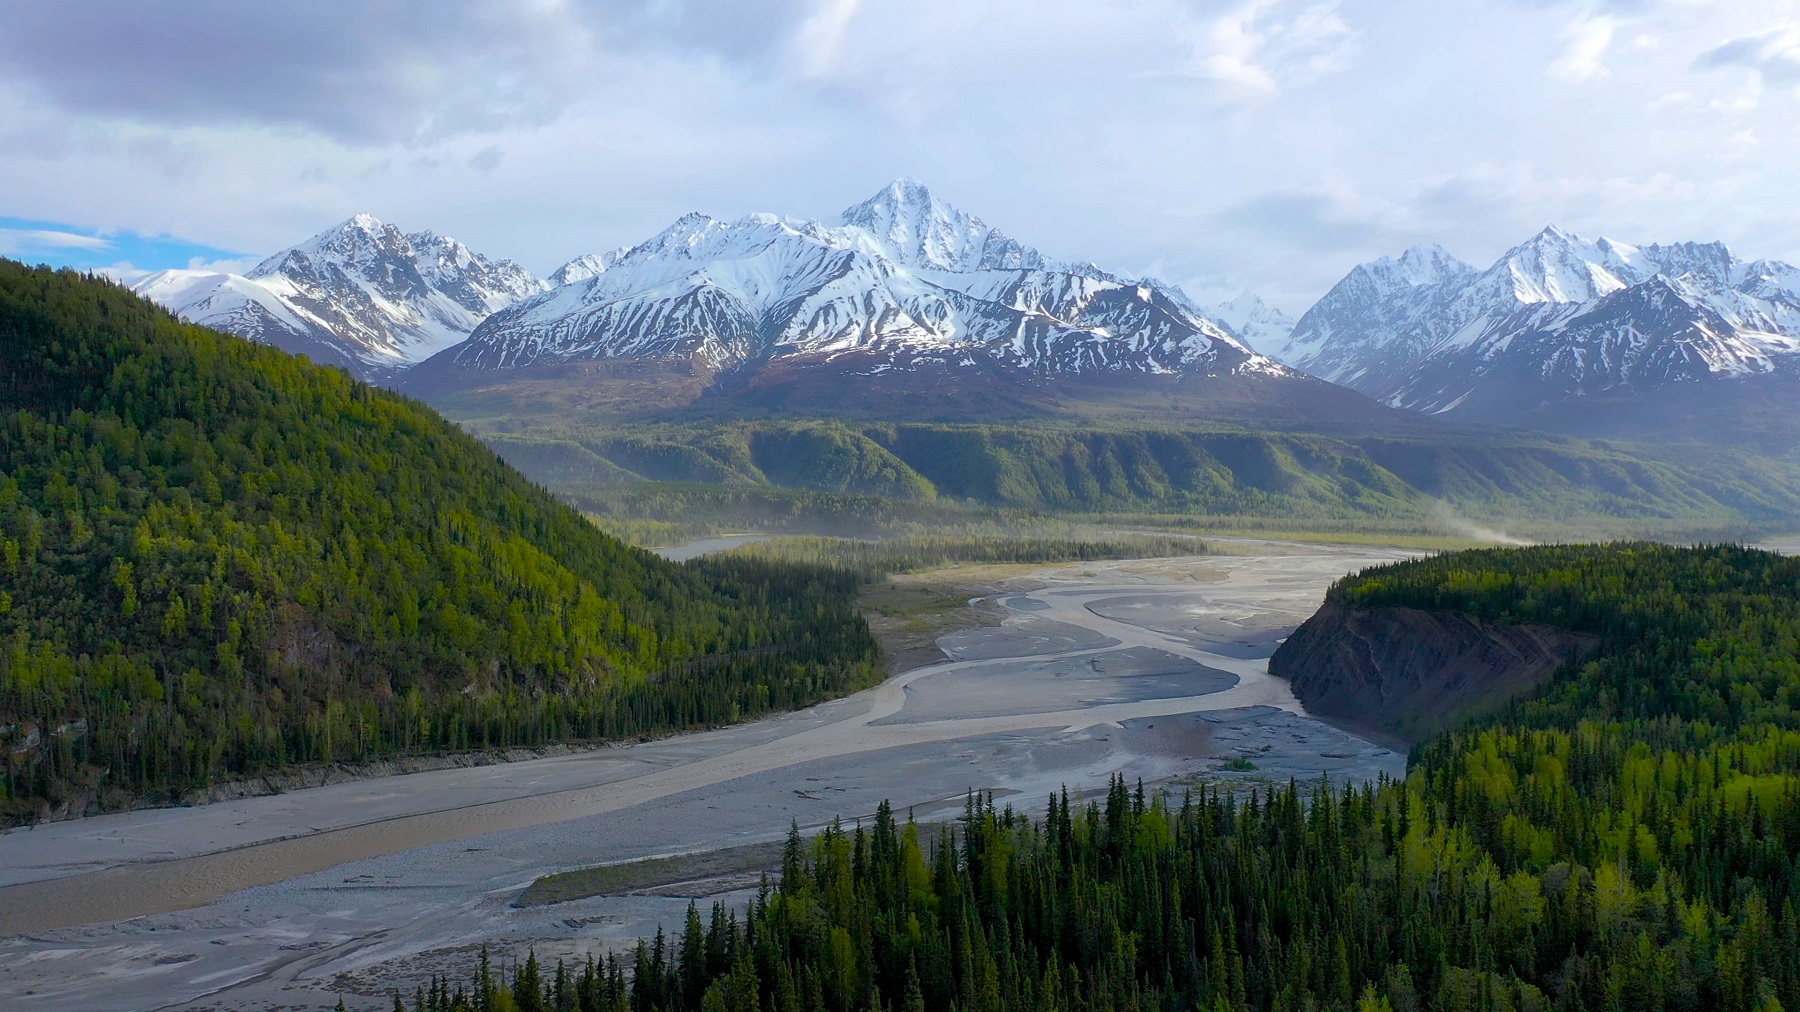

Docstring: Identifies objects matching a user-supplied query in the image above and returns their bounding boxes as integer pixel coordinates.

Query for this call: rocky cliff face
[1270,601,1596,743]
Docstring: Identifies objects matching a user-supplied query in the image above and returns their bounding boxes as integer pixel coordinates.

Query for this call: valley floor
[0,541,1410,1011]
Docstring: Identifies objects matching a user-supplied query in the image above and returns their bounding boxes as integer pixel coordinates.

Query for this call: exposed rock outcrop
[1270,601,1597,744]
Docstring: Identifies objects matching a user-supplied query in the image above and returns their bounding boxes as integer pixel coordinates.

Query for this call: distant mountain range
[120,190,1800,442]
[1273,227,1800,431]
[127,215,543,380]
[412,180,1284,389]
[403,180,1343,423]
[127,180,1385,425]
[125,183,1294,386]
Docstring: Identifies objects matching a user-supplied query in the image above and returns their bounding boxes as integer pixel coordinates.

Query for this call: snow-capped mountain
[837,178,1077,273]
[1276,244,1479,384]
[416,180,1285,389]
[127,215,543,380]
[1281,227,1800,419]
[1207,295,1297,357]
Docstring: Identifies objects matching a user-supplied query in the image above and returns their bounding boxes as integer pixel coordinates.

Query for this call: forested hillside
[0,262,878,820]
[438,543,1800,1011]
[477,421,1800,530]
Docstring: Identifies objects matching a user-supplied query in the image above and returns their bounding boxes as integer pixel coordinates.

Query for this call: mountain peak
[1277,222,1800,420]
[1525,224,1630,256]
[418,183,1278,389]
[142,214,542,377]
[836,178,1068,274]
[344,212,384,233]
[1397,242,1453,263]
[659,211,724,240]
[284,213,392,256]
[839,179,986,271]
[840,177,963,226]
[883,176,934,200]
[852,177,938,213]
[1353,244,1476,294]
[1491,224,1650,304]
[250,215,396,279]
[1392,244,1477,285]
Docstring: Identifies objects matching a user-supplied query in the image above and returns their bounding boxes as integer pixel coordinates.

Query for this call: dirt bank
[1271,601,1597,744]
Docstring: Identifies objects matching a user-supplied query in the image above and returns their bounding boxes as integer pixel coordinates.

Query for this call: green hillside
[476,420,1800,534]
[444,543,1800,1012]
[0,263,878,819]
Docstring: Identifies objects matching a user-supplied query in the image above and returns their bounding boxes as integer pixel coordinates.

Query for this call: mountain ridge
[1279,226,1800,430]
[124,182,1315,422]
[420,180,1279,383]
[392,180,1371,425]
[124,214,544,381]
[116,195,1800,444]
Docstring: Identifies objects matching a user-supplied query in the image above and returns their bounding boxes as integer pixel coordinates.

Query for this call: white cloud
[1,0,1796,311]
[791,0,862,80]
[0,1,611,145]
[1711,77,1766,115]
[1550,13,1619,81]
[0,227,113,254]
[1694,22,1800,84]
[1192,0,1356,102]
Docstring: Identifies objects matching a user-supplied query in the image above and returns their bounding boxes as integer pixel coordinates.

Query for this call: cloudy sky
[1,0,1796,311]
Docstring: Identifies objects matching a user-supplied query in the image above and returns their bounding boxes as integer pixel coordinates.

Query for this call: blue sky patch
[0,216,253,273]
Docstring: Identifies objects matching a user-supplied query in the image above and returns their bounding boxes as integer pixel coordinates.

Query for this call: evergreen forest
[426,542,1800,1012]
[0,262,879,819]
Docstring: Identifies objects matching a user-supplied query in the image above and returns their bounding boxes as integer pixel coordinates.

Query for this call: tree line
[722,534,1209,581]
[432,542,1800,1011]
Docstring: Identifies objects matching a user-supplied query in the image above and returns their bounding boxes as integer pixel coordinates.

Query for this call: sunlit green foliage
[0,263,878,817]
[442,543,1800,1011]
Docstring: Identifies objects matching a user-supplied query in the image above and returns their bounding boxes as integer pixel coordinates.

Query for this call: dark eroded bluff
[1270,601,1597,744]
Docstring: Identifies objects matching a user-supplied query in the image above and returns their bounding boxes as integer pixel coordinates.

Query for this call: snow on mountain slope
[1282,227,1800,419]
[127,267,365,372]
[1207,294,1297,356]
[838,177,1078,274]
[1277,244,1478,380]
[128,215,542,379]
[547,249,630,287]
[432,180,1284,384]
